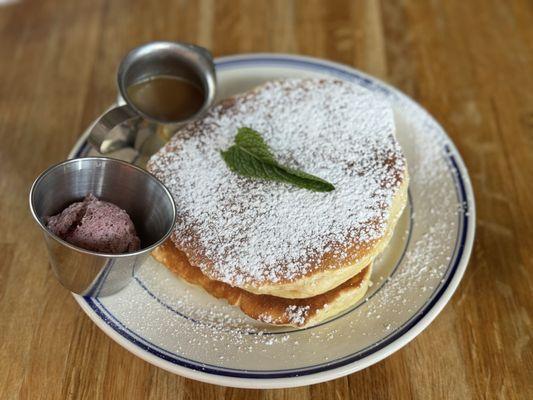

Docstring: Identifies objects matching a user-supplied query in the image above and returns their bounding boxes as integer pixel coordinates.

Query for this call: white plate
[69,54,475,389]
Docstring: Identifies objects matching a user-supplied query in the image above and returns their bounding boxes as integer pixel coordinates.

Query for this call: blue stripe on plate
[77,55,471,379]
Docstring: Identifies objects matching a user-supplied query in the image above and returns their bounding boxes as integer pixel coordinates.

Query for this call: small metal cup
[88,41,217,154]
[29,157,176,297]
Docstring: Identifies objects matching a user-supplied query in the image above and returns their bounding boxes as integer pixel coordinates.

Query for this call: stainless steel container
[88,41,217,154]
[29,157,176,297]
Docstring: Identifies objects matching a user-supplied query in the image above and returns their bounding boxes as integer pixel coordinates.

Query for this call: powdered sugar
[285,305,311,326]
[148,79,406,286]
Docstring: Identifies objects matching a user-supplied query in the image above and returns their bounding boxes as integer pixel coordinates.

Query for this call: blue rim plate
[69,54,475,389]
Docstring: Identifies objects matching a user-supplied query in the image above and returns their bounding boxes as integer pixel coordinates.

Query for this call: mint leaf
[221,127,335,192]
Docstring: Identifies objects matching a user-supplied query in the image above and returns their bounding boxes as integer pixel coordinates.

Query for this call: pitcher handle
[87,104,139,154]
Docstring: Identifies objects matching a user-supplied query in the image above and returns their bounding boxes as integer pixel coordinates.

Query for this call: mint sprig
[220,127,335,192]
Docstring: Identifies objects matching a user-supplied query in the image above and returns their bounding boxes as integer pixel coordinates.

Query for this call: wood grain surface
[1,0,532,399]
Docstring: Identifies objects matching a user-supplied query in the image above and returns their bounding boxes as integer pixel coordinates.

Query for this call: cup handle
[88,104,139,154]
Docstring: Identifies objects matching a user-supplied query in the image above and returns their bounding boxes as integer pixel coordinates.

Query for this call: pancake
[148,78,408,298]
[152,240,372,328]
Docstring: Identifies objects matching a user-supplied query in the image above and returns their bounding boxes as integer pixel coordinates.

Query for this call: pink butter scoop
[46,194,141,254]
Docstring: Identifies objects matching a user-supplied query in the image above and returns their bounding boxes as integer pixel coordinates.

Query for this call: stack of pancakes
[148,79,408,328]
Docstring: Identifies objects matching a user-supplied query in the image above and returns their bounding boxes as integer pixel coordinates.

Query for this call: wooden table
[1,0,531,398]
